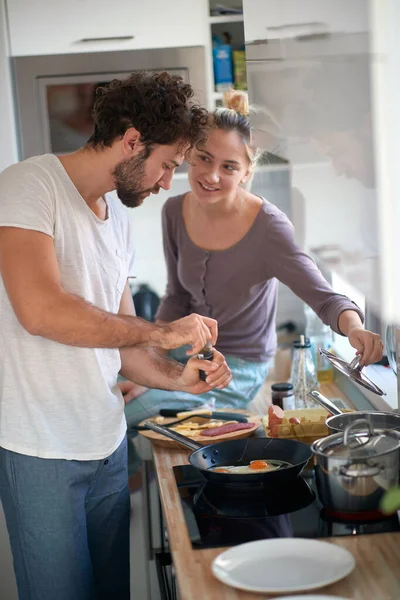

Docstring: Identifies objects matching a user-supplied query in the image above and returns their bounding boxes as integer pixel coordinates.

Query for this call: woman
[124,90,383,432]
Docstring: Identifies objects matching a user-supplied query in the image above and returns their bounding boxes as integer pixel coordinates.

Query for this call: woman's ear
[241,167,254,191]
[241,167,252,184]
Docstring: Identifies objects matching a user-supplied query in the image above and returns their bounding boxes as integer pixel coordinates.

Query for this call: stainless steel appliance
[243,5,383,318]
[12,46,207,159]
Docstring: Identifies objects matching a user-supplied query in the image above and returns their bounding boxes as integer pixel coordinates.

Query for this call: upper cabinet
[6,0,209,56]
[244,0,368,43]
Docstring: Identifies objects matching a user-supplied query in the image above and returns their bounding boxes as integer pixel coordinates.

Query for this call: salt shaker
[290,335,318,408]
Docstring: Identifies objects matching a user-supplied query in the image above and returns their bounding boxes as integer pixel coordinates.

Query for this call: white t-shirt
[0,154,135,460]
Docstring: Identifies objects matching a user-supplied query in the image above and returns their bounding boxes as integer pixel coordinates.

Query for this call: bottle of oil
[290,335,318,408]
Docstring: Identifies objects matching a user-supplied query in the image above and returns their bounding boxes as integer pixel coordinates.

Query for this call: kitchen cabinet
[243,0,368,44]
[6,0,209,56]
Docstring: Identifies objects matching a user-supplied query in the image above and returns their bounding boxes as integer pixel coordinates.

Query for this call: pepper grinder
[197,341,214,381]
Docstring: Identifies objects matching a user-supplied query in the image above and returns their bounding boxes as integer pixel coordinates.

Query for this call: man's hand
[347,327,384,366]
[175,348,232,395]
[150,314,218,356]
[118,380,148,404]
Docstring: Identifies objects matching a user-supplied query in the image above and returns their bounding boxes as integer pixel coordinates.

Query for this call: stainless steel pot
[309,390,400,434]
[311,419,400,514]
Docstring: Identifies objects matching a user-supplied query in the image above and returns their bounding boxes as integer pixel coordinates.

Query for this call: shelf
[209,14,243,25]
[212,91,224,101]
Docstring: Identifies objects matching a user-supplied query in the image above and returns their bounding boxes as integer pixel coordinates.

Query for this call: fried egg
[210,460,287,474]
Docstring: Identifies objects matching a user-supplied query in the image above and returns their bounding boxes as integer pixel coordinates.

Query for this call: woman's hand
[118,380,148,404]
[176,348,232,395]
[347,327,384,366]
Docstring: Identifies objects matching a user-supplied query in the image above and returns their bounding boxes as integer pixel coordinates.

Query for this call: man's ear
[122,127,141,157]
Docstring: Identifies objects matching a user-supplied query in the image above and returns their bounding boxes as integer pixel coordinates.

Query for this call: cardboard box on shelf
[233,49,247,90]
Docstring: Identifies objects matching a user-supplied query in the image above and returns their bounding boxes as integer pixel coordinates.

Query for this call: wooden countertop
[153,446,400,600]
[151,384,400,600]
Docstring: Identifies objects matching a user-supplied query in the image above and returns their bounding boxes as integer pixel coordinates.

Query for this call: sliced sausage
[200,422,254,437]
[268,404,284,427]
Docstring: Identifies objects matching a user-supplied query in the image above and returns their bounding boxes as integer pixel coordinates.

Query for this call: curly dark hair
[87,71,208,152]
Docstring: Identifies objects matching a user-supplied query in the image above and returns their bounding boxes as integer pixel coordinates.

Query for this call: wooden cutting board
[138,408,261,449]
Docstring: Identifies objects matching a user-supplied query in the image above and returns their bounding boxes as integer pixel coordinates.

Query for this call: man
[0,71,231,600]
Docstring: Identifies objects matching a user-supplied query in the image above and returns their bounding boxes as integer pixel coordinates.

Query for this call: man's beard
[112,151,158,208]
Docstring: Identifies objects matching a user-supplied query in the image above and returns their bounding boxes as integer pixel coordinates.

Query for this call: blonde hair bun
[223,89,249,116]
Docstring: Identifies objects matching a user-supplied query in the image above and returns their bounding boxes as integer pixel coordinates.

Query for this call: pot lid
[313,418,400,460]
[319,349,386,396]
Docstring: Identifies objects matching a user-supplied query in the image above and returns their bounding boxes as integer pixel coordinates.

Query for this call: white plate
[212,538,355,594]
[275,596,350,600]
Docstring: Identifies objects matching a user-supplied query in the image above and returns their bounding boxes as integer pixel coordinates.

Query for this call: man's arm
[119,283,231,393]
[0,227,217,354]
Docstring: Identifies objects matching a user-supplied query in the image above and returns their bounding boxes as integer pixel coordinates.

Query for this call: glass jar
[305,306,334,384]
[271,383,295,410]
[290,335,318,409]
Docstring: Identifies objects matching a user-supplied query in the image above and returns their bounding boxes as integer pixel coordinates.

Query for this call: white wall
[291,159,379,309]
[0,0,18,171]
[125,175,191,298]
[292,161,366,253]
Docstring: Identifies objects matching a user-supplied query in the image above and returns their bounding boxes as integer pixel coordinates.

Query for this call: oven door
[13,46,207,159]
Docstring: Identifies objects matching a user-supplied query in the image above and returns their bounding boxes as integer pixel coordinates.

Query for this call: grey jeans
[0,438,130,600]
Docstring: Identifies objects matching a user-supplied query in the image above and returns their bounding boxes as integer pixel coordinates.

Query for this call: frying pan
[144,421,312,489]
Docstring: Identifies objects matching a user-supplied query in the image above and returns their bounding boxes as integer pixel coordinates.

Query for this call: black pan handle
[159,408,208,418]
[143,421,203,451]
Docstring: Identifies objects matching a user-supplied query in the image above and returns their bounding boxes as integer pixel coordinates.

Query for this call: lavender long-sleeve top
[156,194,363,363]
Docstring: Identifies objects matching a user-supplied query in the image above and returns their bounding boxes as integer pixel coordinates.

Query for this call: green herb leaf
[380,486,400,515]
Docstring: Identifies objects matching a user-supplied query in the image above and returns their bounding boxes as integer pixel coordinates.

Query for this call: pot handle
[143,421,203,451]
[339,463,382,477]
[308,391,343,415]
[343,418,375,448]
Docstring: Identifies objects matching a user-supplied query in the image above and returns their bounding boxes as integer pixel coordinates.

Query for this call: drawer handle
[78,35,135,43]
[266,21,327,32]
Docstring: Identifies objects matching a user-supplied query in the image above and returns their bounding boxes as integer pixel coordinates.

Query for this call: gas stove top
[173,465,400,549]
